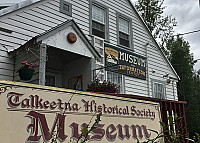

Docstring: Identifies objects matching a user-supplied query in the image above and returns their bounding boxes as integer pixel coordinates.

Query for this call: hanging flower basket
[18,61,39,81]
[19,69,34,80]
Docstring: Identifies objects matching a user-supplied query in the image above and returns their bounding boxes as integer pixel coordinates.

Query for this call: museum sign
[0,80,162,142]
[105,44,146,80]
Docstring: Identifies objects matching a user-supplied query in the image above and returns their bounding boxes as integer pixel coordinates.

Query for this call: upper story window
[152,80,166,99]
[60,0,72,16]
[117,12,133,49]
[89,0,109,41]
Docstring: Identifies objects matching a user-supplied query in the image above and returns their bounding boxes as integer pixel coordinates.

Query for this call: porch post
[91,58,96,81]
[39,43,47,85]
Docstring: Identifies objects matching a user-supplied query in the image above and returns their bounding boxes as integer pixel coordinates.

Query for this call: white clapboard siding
[0,21,38,37]
[0,47,14,80]
[0,0,178,100]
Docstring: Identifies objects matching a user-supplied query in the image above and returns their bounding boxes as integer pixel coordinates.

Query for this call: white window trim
[89,0,109,41]
[116,11,133,49]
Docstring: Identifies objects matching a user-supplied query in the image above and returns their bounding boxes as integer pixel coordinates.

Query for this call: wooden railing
[105,93,188,143]
[159,100,188,143]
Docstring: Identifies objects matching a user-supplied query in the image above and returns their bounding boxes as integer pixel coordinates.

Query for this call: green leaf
[174,113,178,120]
[81,127,89,134]
[168,116,173,123]
[164,130,169,133]
[159,121,166,128]
[91,126,98,130]
[147,129,159,135]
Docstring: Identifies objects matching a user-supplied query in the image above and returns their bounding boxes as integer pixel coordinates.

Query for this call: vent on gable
[60,0,72,16]
[0,27,12,34]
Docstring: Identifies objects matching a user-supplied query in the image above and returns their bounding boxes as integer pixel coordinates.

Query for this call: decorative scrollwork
[0,85,12,95]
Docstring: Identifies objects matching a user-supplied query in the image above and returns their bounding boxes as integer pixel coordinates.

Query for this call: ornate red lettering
[70,122,79,140]
[90,123,105,140]
[7,92,23,107]
[26,111,67,142]
[117,124,130,140]
[106,124,117,141]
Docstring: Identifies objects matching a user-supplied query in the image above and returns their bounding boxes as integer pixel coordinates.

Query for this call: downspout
[145,42,151,97]
[172,80,175,100]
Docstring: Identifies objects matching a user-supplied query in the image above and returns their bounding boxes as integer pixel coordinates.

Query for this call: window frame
[60,0,72,16]
[116,12,133,49]
[151,79,166,99]
[89,0,109,41]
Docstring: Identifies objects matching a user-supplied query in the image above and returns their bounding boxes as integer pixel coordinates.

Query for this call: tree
[135,0,200,138]
[135,0,177,49]
[166,36,200,139]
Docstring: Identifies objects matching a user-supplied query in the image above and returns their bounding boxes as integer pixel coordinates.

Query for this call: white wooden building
[0,0,179,100]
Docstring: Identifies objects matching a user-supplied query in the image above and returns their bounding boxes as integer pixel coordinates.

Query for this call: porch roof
[36,20,101,61]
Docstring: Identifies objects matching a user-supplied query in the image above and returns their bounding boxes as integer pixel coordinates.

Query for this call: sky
[1,0,200,70]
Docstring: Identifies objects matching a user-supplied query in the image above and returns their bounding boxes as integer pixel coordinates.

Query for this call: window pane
[92,5,105,24]
[107,72,123,93]
[154,82,164,99]
[113,73,118,83]
[107,71,112,81]
[119,17,129,34]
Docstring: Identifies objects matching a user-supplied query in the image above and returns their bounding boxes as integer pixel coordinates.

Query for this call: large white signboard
[0,80,162,142]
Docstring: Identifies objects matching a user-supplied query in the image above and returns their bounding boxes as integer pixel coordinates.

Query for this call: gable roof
[36,19,101,60]
[0,0,179,79]
[127,0,179,80]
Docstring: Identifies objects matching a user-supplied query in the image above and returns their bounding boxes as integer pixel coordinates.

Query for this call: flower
[87,79,119,93]
[19,61,39,72]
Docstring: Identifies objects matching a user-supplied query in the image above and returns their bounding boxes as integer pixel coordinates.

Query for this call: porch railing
[105,93,188,143]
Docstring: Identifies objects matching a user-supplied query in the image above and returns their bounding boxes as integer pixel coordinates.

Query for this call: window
[89,0,109,40]
[45,71,62,87]
[60,0,72,16]
[107,71,124,93]
[46,75,56,87]
[152,80,166,99]
[117,12,133,48]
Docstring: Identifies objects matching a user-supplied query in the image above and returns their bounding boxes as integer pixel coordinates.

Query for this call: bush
[87,79,118,93]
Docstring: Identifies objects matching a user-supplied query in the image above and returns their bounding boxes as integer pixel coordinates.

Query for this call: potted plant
[18,61,39,80]
[87,79,119,93]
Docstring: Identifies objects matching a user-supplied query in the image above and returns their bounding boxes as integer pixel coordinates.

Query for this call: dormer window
[89,0,109,41]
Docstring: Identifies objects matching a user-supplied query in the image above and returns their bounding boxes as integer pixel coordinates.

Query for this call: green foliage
[135,0,177,49]
[136,114,186,143]
[166,36,200,139]
[87,79,118,93]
